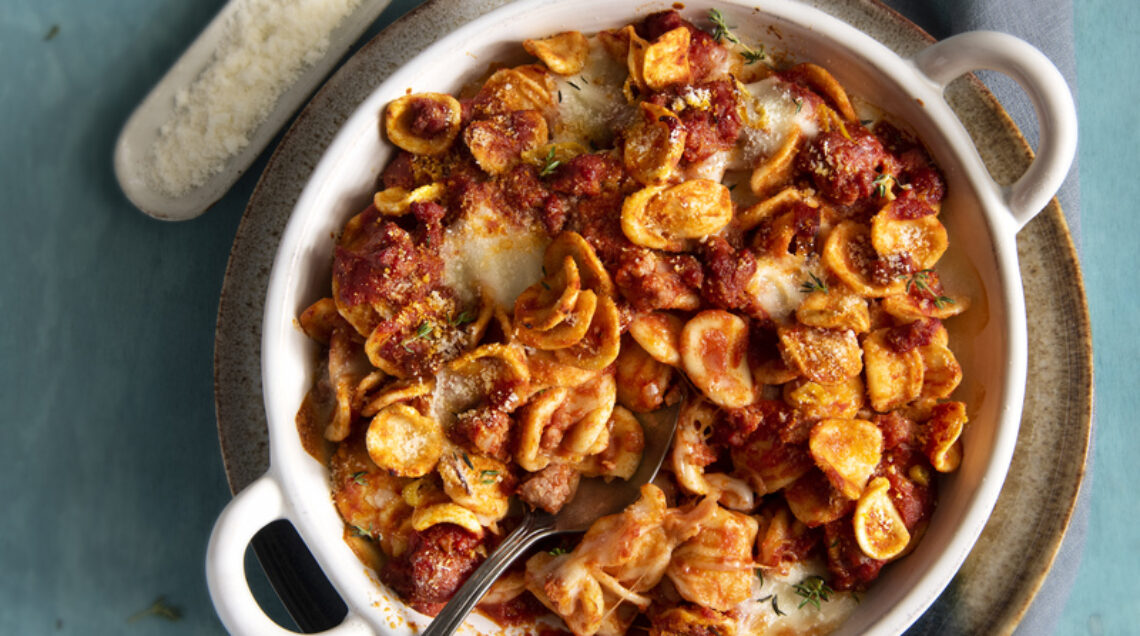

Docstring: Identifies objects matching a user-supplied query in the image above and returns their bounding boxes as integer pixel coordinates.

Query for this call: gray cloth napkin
[883,2,1087,634]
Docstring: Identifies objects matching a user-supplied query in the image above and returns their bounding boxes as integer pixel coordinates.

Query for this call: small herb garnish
[479,469,500,485]
[708,9,766,63]
[558,89,563,103]
[567,80,581,91]
[754,568,765,588]
[549,547,569,556]
[539,147,561,177]
[351,471,368,486]
[795,98,804,114]
[792,575,834,610]
[771,594,787,616]
[450,310,476,326]
[800,273,829,294]
[401,320,436,352]
[872,172,895,199]
[128,596,182,623]
[460,451,475,470]
[903,269,954,308]
[741,47,767,63]
[352,523,375,539]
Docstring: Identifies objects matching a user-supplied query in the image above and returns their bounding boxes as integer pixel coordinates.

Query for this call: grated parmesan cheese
[149,0,363,196]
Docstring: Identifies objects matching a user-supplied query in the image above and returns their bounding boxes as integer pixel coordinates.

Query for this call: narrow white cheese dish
[114,0,394,221]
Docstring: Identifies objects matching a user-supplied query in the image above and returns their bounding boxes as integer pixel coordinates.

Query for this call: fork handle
[421,511,556,636]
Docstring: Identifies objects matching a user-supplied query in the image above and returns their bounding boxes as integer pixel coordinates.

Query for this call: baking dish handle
[206,474,371,635]
[912,31,1077,230]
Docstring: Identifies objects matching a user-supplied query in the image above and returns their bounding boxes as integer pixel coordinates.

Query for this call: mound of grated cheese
[150,0,362,196]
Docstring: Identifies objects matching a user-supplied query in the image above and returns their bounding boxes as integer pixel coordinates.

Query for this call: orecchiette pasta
[297,9,972,635]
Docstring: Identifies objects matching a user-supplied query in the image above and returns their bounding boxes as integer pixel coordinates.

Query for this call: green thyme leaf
[540,147,562,177]
[771,594,786,616]
[741,47,767,63]
[549,546,569,556]
[792,575,834,610]
[451,310,476,326]
[708,9,766,63]
[873,172,894,198]
[351,471,368,486]
[800,273,829,294]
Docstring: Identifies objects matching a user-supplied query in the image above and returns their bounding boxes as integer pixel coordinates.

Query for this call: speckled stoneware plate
[213,0,1092,633]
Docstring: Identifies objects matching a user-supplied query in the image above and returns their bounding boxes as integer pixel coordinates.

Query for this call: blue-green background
[0,0,1133,633]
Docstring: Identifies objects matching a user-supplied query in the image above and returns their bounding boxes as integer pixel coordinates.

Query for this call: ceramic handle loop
[206,474,370,636]
[913,31,1077,230]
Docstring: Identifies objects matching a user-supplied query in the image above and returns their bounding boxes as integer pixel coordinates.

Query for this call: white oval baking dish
[206,1,1076,634]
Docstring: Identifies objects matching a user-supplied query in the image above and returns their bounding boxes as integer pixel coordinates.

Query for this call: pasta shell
[372,182,445,216]
[580,406,645,481]
[853,476,911,560]
[623,102,686,186]
[863,328,924,412]
[628,311,684,367]
[543,231,614,297]
[809,418,883,499]
[366,404,445,478]
[513,255,582,332]
[777,325,863,384]
[795,288,871,333]
[925,401,967,472]
[622,179,733,251]
[822,221,907,297]
[554,294,622,371]
[615,336,674,413]
[782,376,865,421]
[383,93,462,156]
[524,31,590,75]
[679,310,755,408]
[410,502,484,537]
[627,26,691,91]
[464,110,550,175]
[870,208,948,271]
[517,289,597,350]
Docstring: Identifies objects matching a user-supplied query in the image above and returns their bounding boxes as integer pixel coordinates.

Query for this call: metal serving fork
[421,401,681,636]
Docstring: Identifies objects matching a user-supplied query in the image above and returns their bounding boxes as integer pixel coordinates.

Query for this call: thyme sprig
[539,147,562,177]
[792,575,834,610]
[401,320,436,351]
[708,9,766,63]
[800,273,829,294]
[903,269,954,308]
[873,172,895,199]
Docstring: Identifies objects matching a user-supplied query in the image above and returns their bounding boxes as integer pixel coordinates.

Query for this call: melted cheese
[733,77,819,170]
[740,559,859,635]
[551,38,636,148]
[747,255,825,323]
[440,201,548,309]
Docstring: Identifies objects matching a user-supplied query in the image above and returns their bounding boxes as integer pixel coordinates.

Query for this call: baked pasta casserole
[295,9,971,635]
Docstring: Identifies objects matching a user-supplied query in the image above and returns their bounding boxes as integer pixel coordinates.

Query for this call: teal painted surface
[1057,0,1140,633]
[0,0,1131,634]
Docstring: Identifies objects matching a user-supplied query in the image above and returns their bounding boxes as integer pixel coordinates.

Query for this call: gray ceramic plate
[214,0,1092,632]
